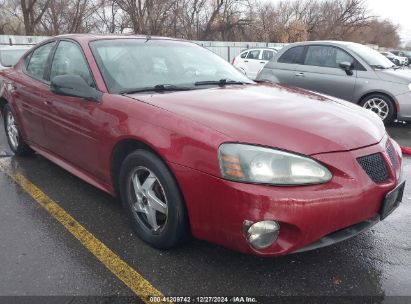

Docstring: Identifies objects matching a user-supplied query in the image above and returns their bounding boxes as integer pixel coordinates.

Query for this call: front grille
[386,143,397,167]
[357,153,389,183]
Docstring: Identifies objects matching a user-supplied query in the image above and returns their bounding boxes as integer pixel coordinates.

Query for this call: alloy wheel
[130,166,168,233]
[6,111,19,150]
[362,98,389,120]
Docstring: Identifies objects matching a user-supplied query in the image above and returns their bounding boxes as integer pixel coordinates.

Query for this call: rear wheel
[360,94,395,124]
[2,104,33,156]
[119,150,189,249]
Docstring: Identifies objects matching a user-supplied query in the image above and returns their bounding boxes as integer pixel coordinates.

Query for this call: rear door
[233,51,248,74]
[244,49,262,79]
[292,45,357,101]
[13,41,56,147]
[262,50,275,63]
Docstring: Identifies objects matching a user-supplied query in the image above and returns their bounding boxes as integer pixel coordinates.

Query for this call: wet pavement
[0,118,410,300]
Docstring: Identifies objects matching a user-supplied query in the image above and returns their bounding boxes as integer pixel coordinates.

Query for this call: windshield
[0,49,26,67]
[90,39,253,94]
[347,44,395,69]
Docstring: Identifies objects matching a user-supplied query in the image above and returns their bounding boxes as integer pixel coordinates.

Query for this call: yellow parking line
[0,158,167,304]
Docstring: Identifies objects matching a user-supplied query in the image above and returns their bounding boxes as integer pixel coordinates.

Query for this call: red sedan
[0,35,405,256]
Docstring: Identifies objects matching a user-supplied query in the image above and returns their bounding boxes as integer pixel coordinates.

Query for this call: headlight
[218,143,332,185]
[408,83,411,91]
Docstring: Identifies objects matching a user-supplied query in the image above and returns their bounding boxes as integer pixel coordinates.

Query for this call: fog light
[246,220,280,249]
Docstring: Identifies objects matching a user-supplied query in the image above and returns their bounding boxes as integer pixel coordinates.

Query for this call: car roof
[241,47,279,52]
[282,40,358,47]
[53,33,182,43]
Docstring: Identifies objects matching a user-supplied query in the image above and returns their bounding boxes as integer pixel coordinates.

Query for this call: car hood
[126,84,385,155]
[375,69,411,84]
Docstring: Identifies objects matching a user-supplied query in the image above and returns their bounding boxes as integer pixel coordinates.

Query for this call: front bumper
[169,136,403,256]
[294,215,380,253]
[395,91,411,121]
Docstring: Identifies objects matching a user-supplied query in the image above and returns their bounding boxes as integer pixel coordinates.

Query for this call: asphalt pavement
[0,118,410,302]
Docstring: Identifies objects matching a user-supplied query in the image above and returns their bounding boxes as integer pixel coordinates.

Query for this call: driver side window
[50,41,94,86]
[304,46,355,69]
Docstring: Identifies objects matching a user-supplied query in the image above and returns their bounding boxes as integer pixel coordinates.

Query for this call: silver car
[0,46,30,70]
[257,41,411,123]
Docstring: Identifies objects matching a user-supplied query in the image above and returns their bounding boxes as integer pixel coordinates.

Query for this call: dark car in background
[257,41,411,124]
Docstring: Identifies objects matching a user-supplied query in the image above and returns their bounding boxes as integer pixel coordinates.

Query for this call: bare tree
[352,18,400,48]
[20,0,51,35]
[94,0,129,33]
[0,0,402,49]
[176,0,207,39]
[40,0,101,35]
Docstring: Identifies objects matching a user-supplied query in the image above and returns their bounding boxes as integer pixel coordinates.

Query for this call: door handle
[295,72,305,77]
[260,62,266,64]
[44,100,53,106]
[244,60,248,62]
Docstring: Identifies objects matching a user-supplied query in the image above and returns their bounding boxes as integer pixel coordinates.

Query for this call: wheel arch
[111,138,162,194]
[110,137,192,233]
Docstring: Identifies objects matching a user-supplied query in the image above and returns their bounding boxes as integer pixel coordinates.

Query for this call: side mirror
[50,75,102,101]
[339,61,354,76]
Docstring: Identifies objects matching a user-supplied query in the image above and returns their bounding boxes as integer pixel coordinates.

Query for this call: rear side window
[240,52,248,58]
[278,46,305,64]
[247,50,260,59]
[26,42,56,80]
[262,50,274,61]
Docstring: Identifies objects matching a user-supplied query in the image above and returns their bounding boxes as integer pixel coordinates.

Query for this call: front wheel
[119,150,190,249]
[2,104,33,156]
[360,94,396,124]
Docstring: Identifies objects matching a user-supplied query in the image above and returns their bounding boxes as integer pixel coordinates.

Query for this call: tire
[2,104,34,156]
[119,149,190,249]
[360,94,396,124]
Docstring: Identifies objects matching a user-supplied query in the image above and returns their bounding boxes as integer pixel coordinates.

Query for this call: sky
[366,0,411,46]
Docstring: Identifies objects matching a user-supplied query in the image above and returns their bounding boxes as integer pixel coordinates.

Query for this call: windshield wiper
[120,84,193,94]
[195,79,249,86]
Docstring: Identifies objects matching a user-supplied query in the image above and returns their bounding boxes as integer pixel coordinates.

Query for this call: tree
[20,0,51,35]
[94,0,129,33]
[0,0,403,49]
[40,0,101,35]
[352,19,400,48]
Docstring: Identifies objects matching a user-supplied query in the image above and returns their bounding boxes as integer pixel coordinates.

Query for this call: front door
[293,45,357,101]
[42,40,103,179]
